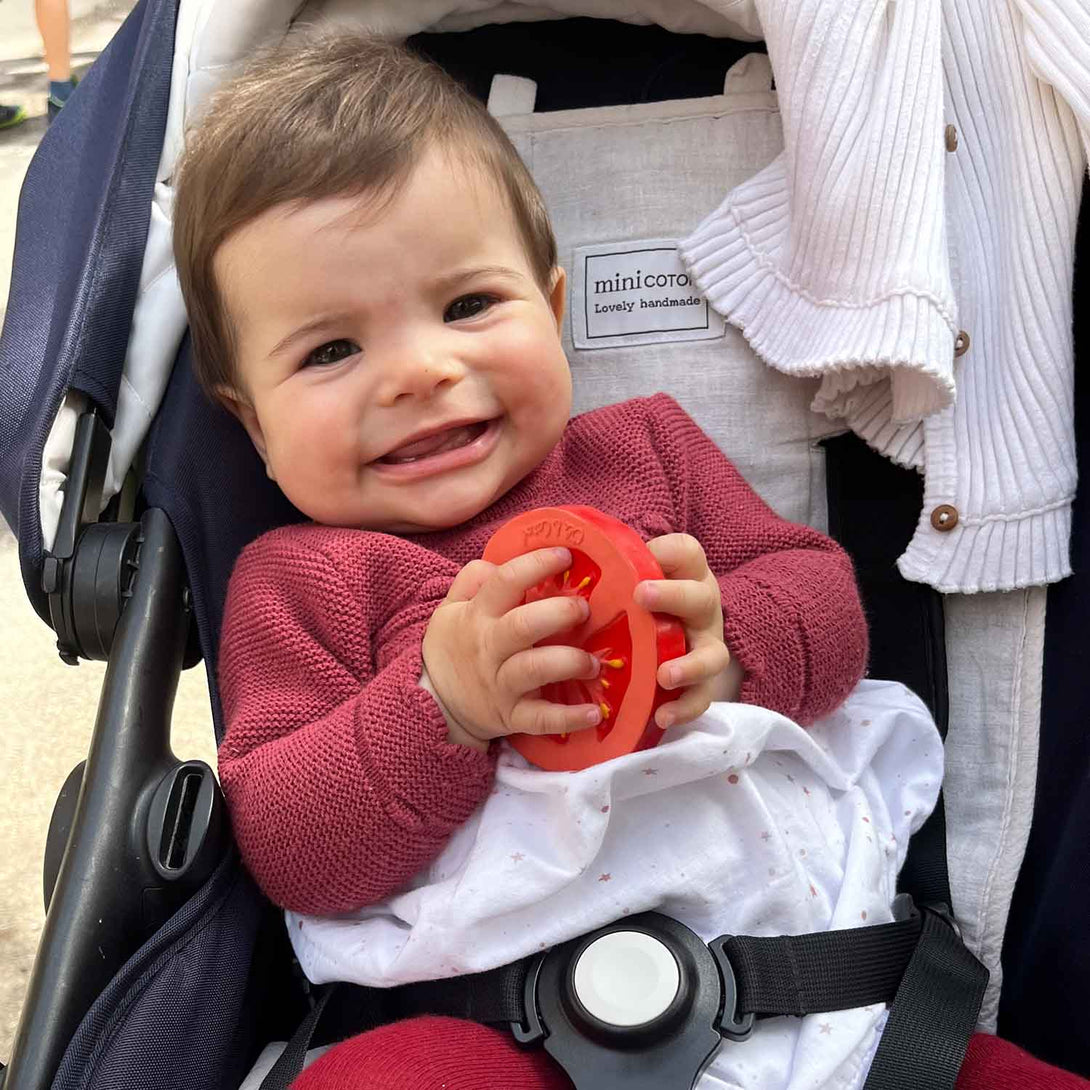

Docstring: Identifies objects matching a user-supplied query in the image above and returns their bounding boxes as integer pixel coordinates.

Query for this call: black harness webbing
[863,909,988,1090]
[725,915,923,1017]
[259,906,985,1090]
[259,988,336,1090]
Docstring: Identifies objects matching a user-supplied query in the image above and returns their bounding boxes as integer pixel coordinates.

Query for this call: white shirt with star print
[289,679,942,1090]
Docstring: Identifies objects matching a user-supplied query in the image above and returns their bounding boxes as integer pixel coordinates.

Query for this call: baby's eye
[444,294,497,323]
[301,339,358,369]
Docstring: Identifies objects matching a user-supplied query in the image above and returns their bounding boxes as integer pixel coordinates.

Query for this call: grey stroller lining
[0,6,1066,1089]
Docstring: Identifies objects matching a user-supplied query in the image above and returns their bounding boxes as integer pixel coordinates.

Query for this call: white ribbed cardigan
[680,0,1090,593]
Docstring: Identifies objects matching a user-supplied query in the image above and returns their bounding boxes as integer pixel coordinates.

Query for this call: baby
[173,30,939,1090]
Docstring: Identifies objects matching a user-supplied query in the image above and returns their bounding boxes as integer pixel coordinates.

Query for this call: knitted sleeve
[216,529,495,916]
[648,396,868,724]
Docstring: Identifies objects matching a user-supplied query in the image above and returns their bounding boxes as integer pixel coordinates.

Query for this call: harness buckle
[707,937,755,1042]
[511,952,547,1046]
[924,901,963,939]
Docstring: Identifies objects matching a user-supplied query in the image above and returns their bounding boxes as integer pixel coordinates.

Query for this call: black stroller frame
[3,2,1085,1087]
[10,411,227,1089]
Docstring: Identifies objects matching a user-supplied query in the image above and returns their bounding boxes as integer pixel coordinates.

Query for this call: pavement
[0,0,134,309]
[0,1,215,1060]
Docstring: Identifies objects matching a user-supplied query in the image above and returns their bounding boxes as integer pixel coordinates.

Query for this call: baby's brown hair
[173,30,558,399]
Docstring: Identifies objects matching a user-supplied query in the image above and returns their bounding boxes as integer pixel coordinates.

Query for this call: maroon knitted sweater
[218,395,868,916]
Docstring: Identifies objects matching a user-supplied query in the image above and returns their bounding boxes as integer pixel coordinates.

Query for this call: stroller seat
[0,2,1084,1088]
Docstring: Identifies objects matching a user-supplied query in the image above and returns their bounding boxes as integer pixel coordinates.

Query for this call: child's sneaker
[47,77,77,123]
[0,104,28,130]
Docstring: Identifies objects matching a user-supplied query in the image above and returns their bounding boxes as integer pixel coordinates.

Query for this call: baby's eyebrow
[268,313,355,360]
[431,264,526,293]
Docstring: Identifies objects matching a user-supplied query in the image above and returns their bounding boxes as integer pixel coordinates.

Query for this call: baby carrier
[0,2,1086,1087]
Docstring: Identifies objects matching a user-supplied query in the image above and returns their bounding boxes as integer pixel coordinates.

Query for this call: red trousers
[292,1016,1090,1090]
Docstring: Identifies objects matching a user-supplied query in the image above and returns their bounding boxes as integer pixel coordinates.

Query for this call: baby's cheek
[269,413,357,497]
[292,394,354,453]
[506,341,570,422]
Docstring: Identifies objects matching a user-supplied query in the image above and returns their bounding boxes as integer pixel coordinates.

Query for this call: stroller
[1,1,1087,1086]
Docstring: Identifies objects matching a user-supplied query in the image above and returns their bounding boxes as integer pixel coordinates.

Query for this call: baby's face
[214,146,572,532]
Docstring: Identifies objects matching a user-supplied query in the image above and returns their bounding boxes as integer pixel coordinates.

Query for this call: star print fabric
[289,679,941,1090]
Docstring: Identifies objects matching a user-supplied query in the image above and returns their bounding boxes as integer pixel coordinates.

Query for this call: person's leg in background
[0,0,27,131]
[35,0,74,121]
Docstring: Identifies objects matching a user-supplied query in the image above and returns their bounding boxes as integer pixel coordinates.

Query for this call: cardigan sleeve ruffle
[680,0,958,430]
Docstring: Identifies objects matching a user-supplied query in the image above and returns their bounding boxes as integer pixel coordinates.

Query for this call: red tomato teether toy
[483,506,687,771]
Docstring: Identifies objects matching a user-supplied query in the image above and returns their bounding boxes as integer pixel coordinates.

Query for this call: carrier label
[571,239,725,350]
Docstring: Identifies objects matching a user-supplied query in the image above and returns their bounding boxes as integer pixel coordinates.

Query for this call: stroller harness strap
[723,915,922,1017]
[863,907,989,1090]
[260,900,987,1090]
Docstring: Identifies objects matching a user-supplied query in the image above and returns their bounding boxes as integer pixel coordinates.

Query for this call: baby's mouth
[378,420,491,465]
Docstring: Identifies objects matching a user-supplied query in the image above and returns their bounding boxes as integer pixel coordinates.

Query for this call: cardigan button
[945,123,959,152]
[930,504,959,532]
[954,330,970,357]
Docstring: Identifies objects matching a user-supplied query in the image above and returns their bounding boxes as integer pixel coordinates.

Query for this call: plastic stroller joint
[41,409,143,664]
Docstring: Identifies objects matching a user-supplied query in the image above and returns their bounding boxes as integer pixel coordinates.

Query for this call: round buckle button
[572,930,680,1028]
[930,504,959,532]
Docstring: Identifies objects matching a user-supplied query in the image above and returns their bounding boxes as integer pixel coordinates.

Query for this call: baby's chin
[369,499,497,535]
[365,467,539,534]
[315,494,502,535]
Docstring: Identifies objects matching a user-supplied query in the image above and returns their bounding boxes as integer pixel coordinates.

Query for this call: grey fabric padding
[500,68,836,533]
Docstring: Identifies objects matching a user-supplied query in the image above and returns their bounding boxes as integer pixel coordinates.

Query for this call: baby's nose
[379,354,465,406]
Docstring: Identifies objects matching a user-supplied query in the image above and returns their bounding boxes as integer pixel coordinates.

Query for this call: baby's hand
[634,534,743,729]
[421,548,603,751]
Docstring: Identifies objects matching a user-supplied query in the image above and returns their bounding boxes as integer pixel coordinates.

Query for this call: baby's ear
[216,387,276,481]
[548,266,567,333]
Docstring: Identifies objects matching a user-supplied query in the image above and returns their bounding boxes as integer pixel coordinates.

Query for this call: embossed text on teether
[522,518,585,550]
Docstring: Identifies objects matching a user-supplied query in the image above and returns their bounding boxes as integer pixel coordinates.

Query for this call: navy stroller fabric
[143,342,299,737]
[50,852,264,1090]
[0,0,177,623]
